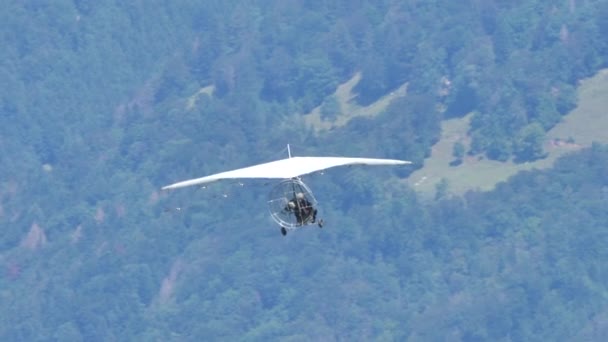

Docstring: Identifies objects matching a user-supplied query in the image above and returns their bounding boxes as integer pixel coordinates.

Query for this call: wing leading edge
[162,156,411,190]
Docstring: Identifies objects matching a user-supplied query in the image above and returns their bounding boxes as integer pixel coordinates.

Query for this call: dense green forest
[1,0,608,340]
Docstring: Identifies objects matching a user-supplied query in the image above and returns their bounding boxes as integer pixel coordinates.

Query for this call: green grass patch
[303,72,408,132]
[186,85,215,110]
[408,69,608,197]
[298,69,608,198]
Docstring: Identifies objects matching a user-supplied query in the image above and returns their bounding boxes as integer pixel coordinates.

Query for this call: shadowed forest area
[1,1,608,340]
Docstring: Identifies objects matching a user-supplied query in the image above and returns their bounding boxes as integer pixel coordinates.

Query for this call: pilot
[286,192,317,224]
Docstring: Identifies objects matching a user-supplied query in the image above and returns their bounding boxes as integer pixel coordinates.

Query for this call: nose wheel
[280,227,287,236]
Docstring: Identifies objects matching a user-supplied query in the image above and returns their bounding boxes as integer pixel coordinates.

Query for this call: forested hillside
[1,1,608,340]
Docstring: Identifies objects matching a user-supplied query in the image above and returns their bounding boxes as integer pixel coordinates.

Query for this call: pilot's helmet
[296,192,305,199]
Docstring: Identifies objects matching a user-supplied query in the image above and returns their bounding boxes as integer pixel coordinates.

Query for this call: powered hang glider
[162,145,411,236]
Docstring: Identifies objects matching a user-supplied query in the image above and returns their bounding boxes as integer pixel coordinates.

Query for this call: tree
[514,123,547,162]
[320,95,341,121]
[435,178,450,200]
[451,142,466,166]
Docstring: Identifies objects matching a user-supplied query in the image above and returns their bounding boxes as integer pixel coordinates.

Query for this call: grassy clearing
[408,69,608,197]
[186,85,215,110]
[295,68,608,197]
[547,69,608,145]
[303,72,408,132]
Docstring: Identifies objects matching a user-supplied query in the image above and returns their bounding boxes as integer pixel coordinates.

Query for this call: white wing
[162,156,411,190]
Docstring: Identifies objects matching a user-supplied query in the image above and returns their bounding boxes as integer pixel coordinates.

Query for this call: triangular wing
[162,156,411,190]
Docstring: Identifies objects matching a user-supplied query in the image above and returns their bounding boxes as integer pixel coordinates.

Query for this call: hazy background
[1,1,608,340]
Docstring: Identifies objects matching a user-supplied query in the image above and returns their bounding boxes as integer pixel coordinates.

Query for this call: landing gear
[280,220,324,235]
